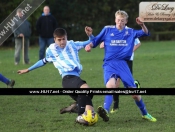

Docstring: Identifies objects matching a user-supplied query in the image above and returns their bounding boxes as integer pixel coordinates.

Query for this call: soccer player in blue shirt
[99,37,141,114]
[84,10,157,122]
[17,28,98,125]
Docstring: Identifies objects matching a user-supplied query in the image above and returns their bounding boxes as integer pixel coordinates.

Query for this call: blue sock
[0,74,10,84]
[135,98,148,115]
[104,95,113,112]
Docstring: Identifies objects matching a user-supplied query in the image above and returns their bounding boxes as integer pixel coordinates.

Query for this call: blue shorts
[103,60,136,88]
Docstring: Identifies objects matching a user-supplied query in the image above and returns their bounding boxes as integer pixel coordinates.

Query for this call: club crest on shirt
[68,47,72,53]
[124,30,130,36]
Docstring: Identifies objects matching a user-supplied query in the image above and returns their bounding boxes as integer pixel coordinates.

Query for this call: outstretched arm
[136,17,148,34]
[17,59,47,74]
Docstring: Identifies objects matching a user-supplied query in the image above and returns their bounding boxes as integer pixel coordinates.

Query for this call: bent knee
[80,83,89,88]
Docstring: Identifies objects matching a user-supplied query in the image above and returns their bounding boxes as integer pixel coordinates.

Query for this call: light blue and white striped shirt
[44,40,91,78]
[130,38,140,61]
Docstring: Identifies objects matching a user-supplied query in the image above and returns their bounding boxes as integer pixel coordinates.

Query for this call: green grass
[0,41,175,132]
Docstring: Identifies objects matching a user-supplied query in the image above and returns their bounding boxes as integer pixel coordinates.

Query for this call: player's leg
[60,75,79,114]
[0,73,10,84]
[76,78,98,125]
[111,78,120,113]
[97,69,118,122]
[60,94,94,114]
[60,97,78,114]
[111,59,133,113]
[132,95,157,122]
[103,77,116,111]
[76,79,95,116]
[110,60,133,114]
[120,62,156,122]
[60,75,94,114]
[60,95,93,114]
[69,95,78,101]
[0,73,15,88]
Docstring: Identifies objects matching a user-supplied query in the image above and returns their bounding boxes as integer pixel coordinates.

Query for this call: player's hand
[17,69,29,74]
[99,42,104,49]
[85,44,92,52]
[85,26,93,36]
[136,17,144,26]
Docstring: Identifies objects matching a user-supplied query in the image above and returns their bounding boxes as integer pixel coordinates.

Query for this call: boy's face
[115,15,127,30]
[54,36,67,48]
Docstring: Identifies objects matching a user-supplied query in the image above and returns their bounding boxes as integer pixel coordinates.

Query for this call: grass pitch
[0,41,175,132]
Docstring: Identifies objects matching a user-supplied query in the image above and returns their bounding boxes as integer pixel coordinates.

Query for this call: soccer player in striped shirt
[85,10,157,122]
[17,28,98,125]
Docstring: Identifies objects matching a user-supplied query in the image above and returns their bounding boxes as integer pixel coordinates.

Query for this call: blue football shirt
[92,25,149,62]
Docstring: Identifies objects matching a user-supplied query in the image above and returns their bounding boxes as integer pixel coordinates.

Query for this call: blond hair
[115,10,129,19]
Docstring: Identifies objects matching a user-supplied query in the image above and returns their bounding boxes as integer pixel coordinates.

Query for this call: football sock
[0,73,10,84]
[135,98,148,115]
[104,95,113,112]
[88,94,93,100]
[77,95,87,115]
[113,95,119,109]
[86,95,93,106]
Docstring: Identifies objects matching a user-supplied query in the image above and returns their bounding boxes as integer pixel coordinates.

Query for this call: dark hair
[53,28,67,38]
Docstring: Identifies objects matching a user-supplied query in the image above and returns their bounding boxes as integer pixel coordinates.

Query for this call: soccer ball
[76,110,98,126]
